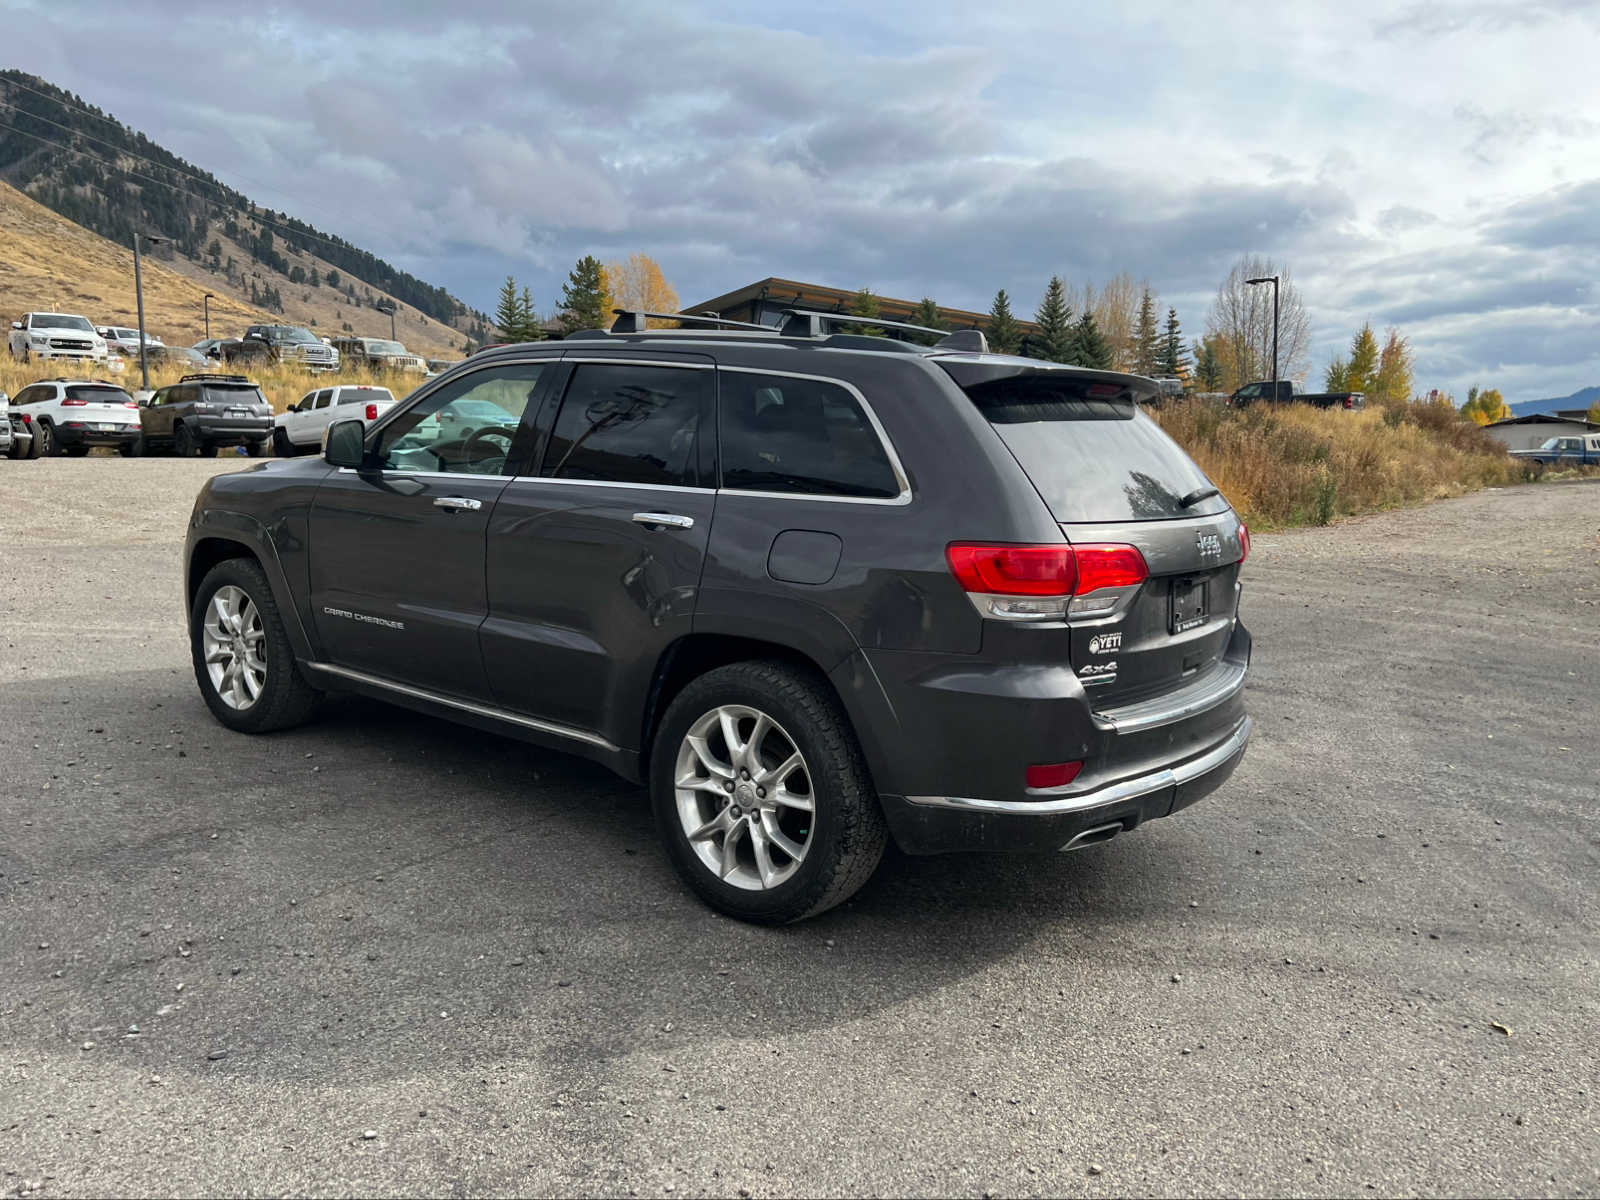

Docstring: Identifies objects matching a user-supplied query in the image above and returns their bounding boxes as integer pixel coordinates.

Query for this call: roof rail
[607,309,773,333]
[179,373,252,383]
[777,308,957,339]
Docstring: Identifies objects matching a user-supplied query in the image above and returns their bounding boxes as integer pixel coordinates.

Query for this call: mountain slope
[0,70,488,353]
[1510,386,1599,417]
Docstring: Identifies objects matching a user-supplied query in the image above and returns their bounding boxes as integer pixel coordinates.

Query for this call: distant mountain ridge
[1510,385,1600,417]
[0,69,488,349]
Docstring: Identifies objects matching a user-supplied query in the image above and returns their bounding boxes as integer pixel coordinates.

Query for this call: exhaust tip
[1061,821,1124,852]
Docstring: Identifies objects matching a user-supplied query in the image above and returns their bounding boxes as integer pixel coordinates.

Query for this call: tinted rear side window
[718,372,900,498]
[542,363,707,487]
[961,373,1228,522]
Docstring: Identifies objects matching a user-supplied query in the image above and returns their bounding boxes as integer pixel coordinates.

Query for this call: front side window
[375,362,545,474]
[541,363,707,487]
[718,371,901,498]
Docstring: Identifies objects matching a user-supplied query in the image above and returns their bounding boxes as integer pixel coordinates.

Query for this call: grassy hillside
[0,180,464,355]
[1154,399,1530,529]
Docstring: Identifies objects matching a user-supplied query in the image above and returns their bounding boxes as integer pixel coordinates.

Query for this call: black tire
[121,435,145,458]
[190,557,322,734]
[272,427,294,457]
[5,438,22,460]
[650,660,887,924]
[36,421,58,457]
[174,423,198,458]
[244,438,267,458]
[23,430,43,459]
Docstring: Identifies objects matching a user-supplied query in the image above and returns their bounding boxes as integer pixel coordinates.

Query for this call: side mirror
[324,418,367,468]
[10,321,20,330]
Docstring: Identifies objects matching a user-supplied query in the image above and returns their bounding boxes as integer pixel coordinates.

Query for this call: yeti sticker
[1088,632,1122,655]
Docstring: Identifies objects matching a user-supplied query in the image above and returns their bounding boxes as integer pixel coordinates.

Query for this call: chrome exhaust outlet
[1061,821,1124,852]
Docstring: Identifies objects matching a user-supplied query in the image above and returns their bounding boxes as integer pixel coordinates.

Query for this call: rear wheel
[190,558,322,733]
[23,430,43,459]
[244,437,267,458]
[650,660,887,923]
[121,435,145,458]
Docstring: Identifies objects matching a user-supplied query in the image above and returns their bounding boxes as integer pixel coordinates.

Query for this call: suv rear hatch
[62,384,139,427]
[938,359,1247,711]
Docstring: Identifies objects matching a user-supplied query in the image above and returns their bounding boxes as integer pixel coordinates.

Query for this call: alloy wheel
[674,704,815,891]
[201,585,267,710]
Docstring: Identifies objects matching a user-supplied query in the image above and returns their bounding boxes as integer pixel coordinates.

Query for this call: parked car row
[2,373,398,460]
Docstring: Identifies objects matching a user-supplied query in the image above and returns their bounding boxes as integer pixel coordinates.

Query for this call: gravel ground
[2,459,1598,1198]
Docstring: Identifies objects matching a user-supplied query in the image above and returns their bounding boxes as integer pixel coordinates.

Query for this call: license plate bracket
[1170,578,1209,633]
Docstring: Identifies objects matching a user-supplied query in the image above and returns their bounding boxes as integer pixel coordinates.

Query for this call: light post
[132,232,167,391]
[1246,275,1279,400]
[376,299,397,340]
[203,292,215,340]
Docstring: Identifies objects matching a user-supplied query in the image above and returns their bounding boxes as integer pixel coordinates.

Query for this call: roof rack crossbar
[609,309,773,333]
[777,308,951,339]
[179,372,251,383]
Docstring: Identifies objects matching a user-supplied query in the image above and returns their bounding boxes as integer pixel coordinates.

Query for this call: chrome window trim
[716,365,913,506]
[336,467,514,482]
[506,475,708,495]
[304,662,617,751]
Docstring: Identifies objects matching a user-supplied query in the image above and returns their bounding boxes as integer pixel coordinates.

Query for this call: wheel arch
[186,517,317,662]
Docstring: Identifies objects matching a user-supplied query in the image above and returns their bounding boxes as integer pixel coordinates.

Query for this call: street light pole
[377,300,397,340]
[204,292,215,340]
[132,232,167,391]
[1247,275,1279,400]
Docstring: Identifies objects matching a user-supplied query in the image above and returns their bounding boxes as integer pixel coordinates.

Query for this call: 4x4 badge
[1196,529,1221,558]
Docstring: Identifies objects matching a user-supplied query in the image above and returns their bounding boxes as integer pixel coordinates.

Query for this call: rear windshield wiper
[1179,485,1220,508]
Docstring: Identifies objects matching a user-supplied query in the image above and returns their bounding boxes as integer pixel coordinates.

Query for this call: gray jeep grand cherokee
[183,312,1252,922]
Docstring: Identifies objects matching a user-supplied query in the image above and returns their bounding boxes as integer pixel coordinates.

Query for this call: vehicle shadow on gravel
[7,670,1201,1088]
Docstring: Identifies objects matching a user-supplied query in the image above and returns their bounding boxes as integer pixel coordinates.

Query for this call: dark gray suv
[183,315,1252,922]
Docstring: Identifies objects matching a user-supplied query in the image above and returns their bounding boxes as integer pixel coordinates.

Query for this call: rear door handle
[433,496,483,512]
[632,511,694,530]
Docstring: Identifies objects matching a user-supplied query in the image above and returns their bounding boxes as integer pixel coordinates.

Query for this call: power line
[1,73,137,135]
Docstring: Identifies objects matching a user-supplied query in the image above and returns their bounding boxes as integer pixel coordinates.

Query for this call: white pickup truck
[9,312,109,363]
[272,384,397,456]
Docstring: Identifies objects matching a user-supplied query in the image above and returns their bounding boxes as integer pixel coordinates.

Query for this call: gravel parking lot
[3,459,1597,1198]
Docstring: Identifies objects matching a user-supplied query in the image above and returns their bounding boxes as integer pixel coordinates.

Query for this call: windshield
[366,340,407,355]
[959,372,1229,523]
[36,314,95,332]
[1539,437,1562,450]
[65,385,133,405]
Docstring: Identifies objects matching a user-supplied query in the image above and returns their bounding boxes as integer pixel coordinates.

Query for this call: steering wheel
[460,425,513,471]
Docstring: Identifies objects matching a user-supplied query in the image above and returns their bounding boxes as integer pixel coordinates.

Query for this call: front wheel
[190,558,322,733]
[36,422,57,457]
[650,661,887,923]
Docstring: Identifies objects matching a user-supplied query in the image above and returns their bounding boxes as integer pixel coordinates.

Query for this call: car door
[305,359,552,699]
[293,389,331,446]
[481,356,716,749]
[284,389,317,445]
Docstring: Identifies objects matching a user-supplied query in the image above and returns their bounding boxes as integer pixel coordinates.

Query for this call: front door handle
[632,511,695,530]
[434,496,483,512]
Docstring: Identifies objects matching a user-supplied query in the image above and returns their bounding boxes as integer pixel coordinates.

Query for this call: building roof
[1487,413,1600,429]
[685,276,1039,334]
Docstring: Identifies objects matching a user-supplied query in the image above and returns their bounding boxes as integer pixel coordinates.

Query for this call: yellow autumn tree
[605,253,679,327]
[1461,386,1510,425]
[1368,328,1414,409]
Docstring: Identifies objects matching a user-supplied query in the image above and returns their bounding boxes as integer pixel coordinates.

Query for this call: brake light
[124,401,138,409]
[61,398,88,406]
[946,543,1076,596]
[1071,544,1150,595]
[1343,396,1354,410]
[366,403,378,420]
[1238,523,1251,564]
[1026,761,1083,789]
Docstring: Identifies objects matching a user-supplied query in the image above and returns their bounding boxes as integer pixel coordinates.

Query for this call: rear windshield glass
[65,385,133,404]
[338,388,393,405]
[961,373,1229,523]
[200,385,265,406]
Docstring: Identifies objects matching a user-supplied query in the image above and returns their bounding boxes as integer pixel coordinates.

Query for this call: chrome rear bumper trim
[1094,658,1248,735]
[905,715,1251,816]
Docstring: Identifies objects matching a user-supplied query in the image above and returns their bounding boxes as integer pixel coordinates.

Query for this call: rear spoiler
[933,357,1161,401]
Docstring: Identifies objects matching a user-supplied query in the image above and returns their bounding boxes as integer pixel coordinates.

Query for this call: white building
[1483,412,1600,451]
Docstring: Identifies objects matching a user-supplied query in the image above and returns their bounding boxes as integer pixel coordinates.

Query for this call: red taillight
[61,398,88,406]
[947,543,1076,595]
[125,401,138,409]
[946,542,1148,597]
[1238,523,1251,564]
[1026,761,1083,790]
[1070,543,1150,595]
[1343,396,1354,410]
[366,403,378,420]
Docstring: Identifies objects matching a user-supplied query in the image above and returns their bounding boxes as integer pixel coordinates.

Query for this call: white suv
[272,384,397,456]
[9,313,109,363]
[7,378,141,457]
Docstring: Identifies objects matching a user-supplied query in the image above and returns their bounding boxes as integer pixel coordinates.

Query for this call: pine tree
[560,255,612,334]
[1193,337,1223,391]
[844,287,884,336]
[494,276,526,342]
[1156,308,1190,380]
[1133,287,1160,376]
[1068,310,1113,369]
[986,289,1022,355]
[520,286,543,340]
[910,297,946,346]
[1032,276,1073,362]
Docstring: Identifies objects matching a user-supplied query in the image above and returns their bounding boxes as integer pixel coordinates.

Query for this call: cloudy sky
[7,0,1600,401]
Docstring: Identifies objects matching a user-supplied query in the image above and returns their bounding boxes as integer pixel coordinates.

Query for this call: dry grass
[0,180,467,357]
[1153,398,1531,529]
[0,356,428,414]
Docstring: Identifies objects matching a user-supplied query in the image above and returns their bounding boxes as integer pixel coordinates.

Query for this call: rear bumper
[196,419,273,443]
[55,423,139,447]
[883,714,1251,853]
